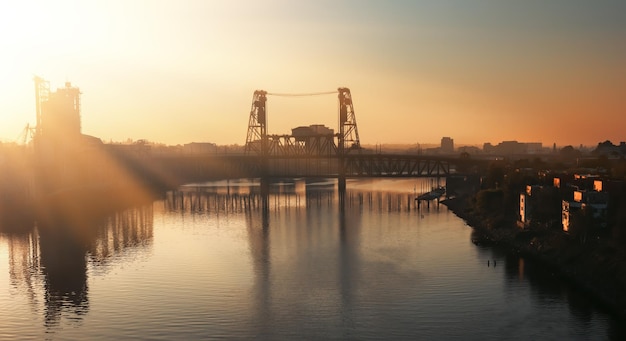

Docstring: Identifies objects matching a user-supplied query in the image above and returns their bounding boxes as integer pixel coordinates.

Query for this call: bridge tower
[338,87,361,153]
[244,90,268,156]
[244,87,361,156]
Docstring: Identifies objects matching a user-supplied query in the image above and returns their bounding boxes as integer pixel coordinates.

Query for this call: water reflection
[38,226,89,328]
[7,231,42,312]
[246,186,271,337]
[171,178,421,214]
[4,203,154,331]
[88,206,154,269]
[163,178,623,339]
[170,179,364,338]
[338,188,360,337]
[469,235,625,340]
[500,252,625,340]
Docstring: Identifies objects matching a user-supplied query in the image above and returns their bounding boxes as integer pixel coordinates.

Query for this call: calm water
[0,178,623,340]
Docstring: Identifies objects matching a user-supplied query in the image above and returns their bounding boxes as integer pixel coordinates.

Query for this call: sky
[1,0,625,147]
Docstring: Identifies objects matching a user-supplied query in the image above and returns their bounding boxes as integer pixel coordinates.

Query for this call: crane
[16,123,36,145]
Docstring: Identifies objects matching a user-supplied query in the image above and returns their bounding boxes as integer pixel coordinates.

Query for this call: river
[0,178,623,340]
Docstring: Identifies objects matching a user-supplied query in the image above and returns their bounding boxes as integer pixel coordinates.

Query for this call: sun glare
[0,1,110,140]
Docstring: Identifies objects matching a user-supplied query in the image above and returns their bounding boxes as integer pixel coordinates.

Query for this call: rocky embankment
[442,195,626,322]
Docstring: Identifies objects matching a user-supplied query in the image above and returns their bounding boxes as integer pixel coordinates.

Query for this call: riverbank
[442,195,626,322]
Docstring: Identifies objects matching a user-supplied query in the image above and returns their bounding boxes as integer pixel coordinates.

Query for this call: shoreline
[442,195,626,322]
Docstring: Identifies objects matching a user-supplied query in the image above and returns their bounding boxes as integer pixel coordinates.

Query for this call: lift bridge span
[237,88,451,179]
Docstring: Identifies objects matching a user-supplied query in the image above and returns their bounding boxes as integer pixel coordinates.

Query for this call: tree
[484,162,506,189]
[560,145,581,159]
[475,189,505,216]
[592,140,616,156]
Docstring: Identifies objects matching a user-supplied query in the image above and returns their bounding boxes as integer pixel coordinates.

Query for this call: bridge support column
[338,177,346,192]
[338,176,346,210]
[260,177,270,214]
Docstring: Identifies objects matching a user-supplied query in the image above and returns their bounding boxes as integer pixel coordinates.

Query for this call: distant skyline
[1,1,625,147]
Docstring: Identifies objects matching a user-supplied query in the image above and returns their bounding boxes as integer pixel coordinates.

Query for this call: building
[291,124,334,140]
[32,78,112,193]
[562,200,583,232]
[183,142,218,154]
[40,81,82,142]
[562,186,609,232]
[482,141,544,155]
[526,142,543,154]
[457,146,481,155]
[289,124,336,154]
[441,137,454,153]
[519,185,538,228]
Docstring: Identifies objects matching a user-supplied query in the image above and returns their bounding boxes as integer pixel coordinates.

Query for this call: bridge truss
[241,87,450,178]
[343,155,449,177]
[244,88,361,157]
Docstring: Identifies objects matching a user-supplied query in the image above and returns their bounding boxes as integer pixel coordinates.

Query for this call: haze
[1,0,624,147]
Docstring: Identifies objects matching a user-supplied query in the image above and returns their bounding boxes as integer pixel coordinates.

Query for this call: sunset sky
[1,0,624,147]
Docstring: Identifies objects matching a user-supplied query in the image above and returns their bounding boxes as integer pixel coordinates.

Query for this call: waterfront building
[562,200,583,232]
[561,185,610,232]
[575,190,609,228]
[519,185,542,228]
[518,184,559,229]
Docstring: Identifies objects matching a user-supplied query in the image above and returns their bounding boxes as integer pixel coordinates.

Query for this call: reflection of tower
[6,227,89,328]
[245,187,272,336]
[6,204,154,330]
[337,189,361,332]
[38,204,154,328]
[37,227,89,327]
[243,180,364,336]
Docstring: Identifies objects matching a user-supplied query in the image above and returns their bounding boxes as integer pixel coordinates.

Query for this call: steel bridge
[241,87,451,179]
[238,154,451,178]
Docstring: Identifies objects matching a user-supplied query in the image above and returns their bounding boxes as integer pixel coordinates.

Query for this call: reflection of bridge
[165,180,432,214]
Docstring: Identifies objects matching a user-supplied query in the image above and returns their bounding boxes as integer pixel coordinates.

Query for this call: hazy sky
[1,0,624,147]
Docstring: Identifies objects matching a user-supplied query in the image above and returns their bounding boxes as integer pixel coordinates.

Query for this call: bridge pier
[260,177,270,214]
[338,177,346,192]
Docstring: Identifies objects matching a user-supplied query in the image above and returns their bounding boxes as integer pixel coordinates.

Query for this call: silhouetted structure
[441,137,454,153]
[244,88,361,157]
[483,141,543,155]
